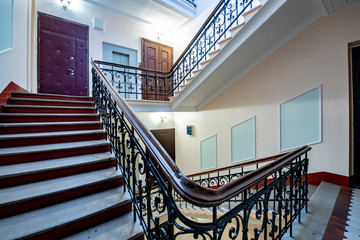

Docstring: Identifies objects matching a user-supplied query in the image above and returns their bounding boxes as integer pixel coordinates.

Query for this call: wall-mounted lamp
[60,0,71,10]
[156,32,164,41]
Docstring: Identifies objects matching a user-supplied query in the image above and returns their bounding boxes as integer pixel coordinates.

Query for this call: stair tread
[0,152,114,177]
[0,187,130,240]
[9,97,94,104]
[0,121,102,128]
[0,129,105,140]
[2,104,96,110]
[13,92,92,100]
[0,168,121,205]
[0,139,109,156]
[64,212,143,240]
[0,113,99,117]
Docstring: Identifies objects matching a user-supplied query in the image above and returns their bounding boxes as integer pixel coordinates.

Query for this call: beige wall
[136,112,175,130]
[174,5,360,176]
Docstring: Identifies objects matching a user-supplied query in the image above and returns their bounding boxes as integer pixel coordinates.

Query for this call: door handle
[67,69,74,73]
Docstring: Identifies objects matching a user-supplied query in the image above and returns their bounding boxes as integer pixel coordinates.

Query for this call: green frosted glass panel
[231,117,256,163]
[280,86,322,151]
[201,135,217,170]
[0,0,13,53]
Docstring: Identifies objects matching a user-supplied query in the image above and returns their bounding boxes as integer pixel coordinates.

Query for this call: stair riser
[12,93,93,102]
[0,159,116,189]
[8,99,95,107]
[23,201,132,240]
[0,123,103,135]
[0,176,123,219]
[0,132,107,148]
[3,107,96,114]
[0,144,111,166]
[0,115,99,123]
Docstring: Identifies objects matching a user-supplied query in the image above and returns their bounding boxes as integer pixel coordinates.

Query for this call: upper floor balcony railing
[95,0,261,101]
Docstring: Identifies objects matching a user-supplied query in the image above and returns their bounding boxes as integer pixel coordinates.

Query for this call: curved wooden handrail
[187,152,288,178]
[92,60,311,207]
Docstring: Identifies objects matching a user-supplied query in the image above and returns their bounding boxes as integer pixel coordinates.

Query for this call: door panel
[141,38,173,101]
[75,38,89,96]
[151,128,175,161]
[353,45,360,186]
[39,31,76,95]
[38,13,88,96]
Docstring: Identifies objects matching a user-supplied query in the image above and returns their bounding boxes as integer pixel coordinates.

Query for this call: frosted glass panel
[0,0,13,53]
[112,52,129,65]
[231,117,256,163]
[280,86,322,151]
[201,135,217,170]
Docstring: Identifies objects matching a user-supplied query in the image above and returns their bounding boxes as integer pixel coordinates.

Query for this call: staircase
[168,0,267,102]
[0,92,143,240]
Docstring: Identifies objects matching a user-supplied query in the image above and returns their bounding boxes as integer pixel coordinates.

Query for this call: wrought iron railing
[92,60,311,240]
[96,0,260,101]
[184,0,197,8]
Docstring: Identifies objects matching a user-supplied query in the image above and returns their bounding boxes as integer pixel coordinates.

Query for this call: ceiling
[82,0,192,30]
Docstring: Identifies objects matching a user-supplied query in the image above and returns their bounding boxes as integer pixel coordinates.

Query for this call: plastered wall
[174,5,360,177]
[0,0,29,93]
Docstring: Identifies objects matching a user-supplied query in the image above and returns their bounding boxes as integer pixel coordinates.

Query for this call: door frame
[348,40,360,187]
[37,12,89,96]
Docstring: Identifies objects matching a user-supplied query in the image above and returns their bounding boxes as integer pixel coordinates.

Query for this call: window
[201,135,217,170]
[0,0,13,53]
[231,117,256,163]
[112,52,130,66]
[280,86,322,151]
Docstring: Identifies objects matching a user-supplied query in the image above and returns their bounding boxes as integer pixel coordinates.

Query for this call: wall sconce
[60,0,71,10]
[156,32,164,41]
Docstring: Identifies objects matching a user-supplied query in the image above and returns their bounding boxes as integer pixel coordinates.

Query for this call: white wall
[174,5,360,177]
[0,0,30,92]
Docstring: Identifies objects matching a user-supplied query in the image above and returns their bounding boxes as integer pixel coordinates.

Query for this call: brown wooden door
[141,38,173,101]
[149,128,175,183]
[151,128,175,161]
[38,13,89,96]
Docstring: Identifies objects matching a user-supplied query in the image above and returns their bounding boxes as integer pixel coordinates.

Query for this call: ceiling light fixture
[60,0,71,10]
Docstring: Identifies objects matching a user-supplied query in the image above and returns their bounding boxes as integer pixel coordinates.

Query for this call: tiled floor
[344,188,360,239]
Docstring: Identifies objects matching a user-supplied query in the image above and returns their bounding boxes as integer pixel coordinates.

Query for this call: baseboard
[308,171,349,187]
[0,81,28,112]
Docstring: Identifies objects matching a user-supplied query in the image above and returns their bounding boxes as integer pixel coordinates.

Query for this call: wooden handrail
[187,152,288,178]
[92,60,311,207]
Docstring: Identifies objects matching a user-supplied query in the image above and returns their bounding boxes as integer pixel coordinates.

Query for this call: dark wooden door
[352,45,360,187]
[151,128,175,161]
[149,128,175,184]
[38,13,89,96]
[141,38,173,101]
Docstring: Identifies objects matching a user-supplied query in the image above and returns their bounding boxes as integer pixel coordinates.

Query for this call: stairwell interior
[1,0,360,239]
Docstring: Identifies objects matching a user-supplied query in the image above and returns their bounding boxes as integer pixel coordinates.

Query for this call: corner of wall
[0,81,28,112]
